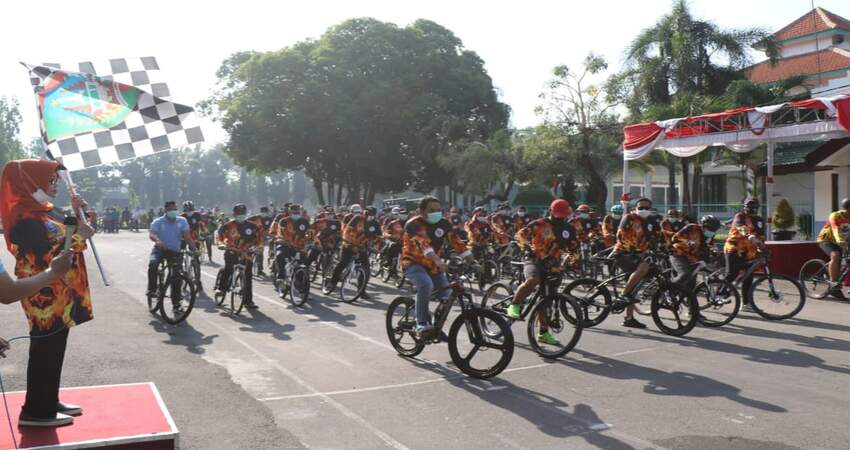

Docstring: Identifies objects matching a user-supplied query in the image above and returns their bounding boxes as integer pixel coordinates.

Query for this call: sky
[1,0,847,146]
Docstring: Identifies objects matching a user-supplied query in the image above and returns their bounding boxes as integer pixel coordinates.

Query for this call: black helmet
[700,215,721,232]
[842,198,850,210]
[182,200,194,212]
[365,206,377,216]
[233,204,247,215]
[743,196,759,214]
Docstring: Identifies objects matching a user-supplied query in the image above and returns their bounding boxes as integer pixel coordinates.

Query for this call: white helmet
[391,206,401,215]
[350,204,362,214]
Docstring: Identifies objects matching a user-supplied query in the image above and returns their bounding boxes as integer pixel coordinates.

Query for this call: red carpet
[0,382,178,450]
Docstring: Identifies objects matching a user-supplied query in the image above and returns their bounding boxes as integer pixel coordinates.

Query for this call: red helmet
[549,199,571,219]
[576,204,591,213]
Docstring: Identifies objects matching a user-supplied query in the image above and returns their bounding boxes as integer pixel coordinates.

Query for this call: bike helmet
[391,206,401,215]
[549,199,571,219]
[842,198,850,210]
[182,200,194,212]
[610,204,624,214]
[365,206,377,217]
[350,204,362,214]
[700,215,721,232]
[233,204,247,215]
[473,206,486,215]
[667,208,681,218]
[576,204,590,213]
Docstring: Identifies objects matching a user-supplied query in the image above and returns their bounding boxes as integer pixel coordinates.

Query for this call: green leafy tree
[0,97,24,167]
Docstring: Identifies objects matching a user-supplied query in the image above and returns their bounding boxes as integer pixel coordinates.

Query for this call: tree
[0,97,24,168]
[536,54,622,209]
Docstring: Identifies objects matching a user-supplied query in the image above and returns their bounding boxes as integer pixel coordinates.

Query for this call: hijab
[0,159,61,250]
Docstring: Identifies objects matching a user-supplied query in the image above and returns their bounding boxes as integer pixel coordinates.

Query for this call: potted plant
[772,198,796,241]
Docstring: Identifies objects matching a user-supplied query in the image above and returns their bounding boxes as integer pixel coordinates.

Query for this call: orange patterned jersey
[516,218,578,270]
[660,219,685,246]
[268,212,288,237]
[247,214,275,241]
[402,216,470,274]
[383,218,404,241]
[312,217,342,249]
[602,215,619,247]
[671,224,712,262]
[817,210,850,244]
[570,218,600,242]
[723,212,765,259]
[217,219,261,251]
[488,213,512,246]
[465,217,493,247]
[614,213,657,253]
[342,215,381,251]
[8,215,92,336]
[274,216,312,250]
[512,214,532,232]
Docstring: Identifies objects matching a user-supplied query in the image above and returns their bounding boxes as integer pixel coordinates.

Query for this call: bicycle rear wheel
[479,283,514,338]
[370,251,383,278]
[230,271,245,315]
[160,273,196,324]
[340,266,367,303]
[561,278,611,328]
[651,282,698,336]
[527,294,583,359]
[448,309,514,379]
[289,266,310,307]
[695,279,740,327]
[749,274,806,320]
[385,297,425,357]
[798,259,829,300]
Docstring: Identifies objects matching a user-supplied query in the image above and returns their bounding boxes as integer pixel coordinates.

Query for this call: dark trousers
[381,241,401,272]
[147,247,182,297]
[725,253,754,304]
[330,247,368,284]
[669,255,696,291]
[22,328,69,418]
[275,245,320,280]
[218,251,253,301]
[205,237,214,261]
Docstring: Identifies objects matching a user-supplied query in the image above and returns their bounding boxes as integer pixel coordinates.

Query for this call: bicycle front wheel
[527,294,583,359]
[448,309,514,379]
[651,282,698,336]
[289,266,311,307]
[749,274,806,320]
[561,278,611,328]
[160,273,196,324]
[230,271,245,315]
[340,266,367,303]
[479,282,514,338]
[799,259,829,300]
[695,279,740,327]
[385,297,424,357]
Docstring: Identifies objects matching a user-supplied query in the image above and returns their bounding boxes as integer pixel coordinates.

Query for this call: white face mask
[477,216,486,223]
[636,209,652,219]
[703,230,716,239]
[517,211,526,217]
[32,188,54,204]
[612,214,621,220]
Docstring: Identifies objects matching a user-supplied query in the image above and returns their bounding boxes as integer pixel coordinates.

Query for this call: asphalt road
[2,232,850,449]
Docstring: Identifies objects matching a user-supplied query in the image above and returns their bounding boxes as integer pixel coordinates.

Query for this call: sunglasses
[48,177,59,186]
[637,206,651,211]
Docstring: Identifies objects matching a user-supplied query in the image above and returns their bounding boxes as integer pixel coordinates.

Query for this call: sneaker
[322,280,336,295]
[145,290,156,298]
[829,285,846,299]
[537,331,561,345]
[506,303,522,319]
[57,401,82,416]
[617,294,639,305]
[742,304,755,313]
[415,323,435,339]
[256,270,267,278]
[622,317,647,329]
[19,412,74,427]
[361,292,372,300]
[246,301,259,309]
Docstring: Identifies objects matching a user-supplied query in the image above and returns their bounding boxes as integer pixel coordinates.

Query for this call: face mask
[703,230,716,239]
[579,213,589,220]
[477,216,486,223]
[235,214,247,223]
[32,189,53,204]
[612,214,621,220]
[517,211,526,217]
[165,210,178,220]
[290,214,301,221]
[636,209,652,219]
[426,211,442,224]
[502,210,511,216]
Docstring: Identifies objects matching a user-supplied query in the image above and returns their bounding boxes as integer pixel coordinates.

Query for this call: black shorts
[819,241,842,256]
[523,260,542,280]
[614,252,642,274]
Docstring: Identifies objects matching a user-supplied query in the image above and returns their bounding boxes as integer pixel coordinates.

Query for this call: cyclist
[723,197,766,309]
[506,199,577,345]
[248,206,275,277]
[602,204,623,248]
[489,203,513,248]
[449,208,468,241]
[342,204,362,227]
[669,215,721,290]
[323,205,376,294]
[612,197,659,329]
[200,209,217,262]
[816,198,850,297]
[465,207,493,260]
[311,208,343,267]
[273,204,313,296]
[215,204,261,309]
[180,201,204,248]
[570,204,594,243]
[513,205,531,232]
[147,201,197,305]
[661,209,685,248]
[402,196,475,336]
[380,207,405,277]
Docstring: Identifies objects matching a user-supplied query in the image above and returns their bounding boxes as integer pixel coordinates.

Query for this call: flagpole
[55,168,111,286]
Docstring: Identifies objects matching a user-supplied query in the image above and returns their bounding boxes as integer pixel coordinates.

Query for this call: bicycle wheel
[479,283,514,337]
[633,278,655,316]
[749,273,806,320]
[382,257,397,283]
[147,288,161,314]
[650,282,698,336]
[370,251,383,278]
[448,308,514,379]
[160,273,196,324]
[561,278,611,328]
[527,294,583,359]
[192,258,202,290]
[695,279,740,327]
[230,271,245,315]
[799,259,830,300]
[482,258,501,285]
[385,297,425,357]
[274,277,289,300]
[213,269,227,306]
[340,266,368,303]
[289,266,310,307]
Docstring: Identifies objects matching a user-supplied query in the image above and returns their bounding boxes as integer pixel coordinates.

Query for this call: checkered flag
[30,57,174,100]
[24,60,204,172]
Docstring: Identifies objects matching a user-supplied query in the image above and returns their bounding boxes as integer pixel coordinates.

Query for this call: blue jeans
[404,264,449,325]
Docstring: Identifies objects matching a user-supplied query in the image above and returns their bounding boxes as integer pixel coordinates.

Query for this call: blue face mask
[235,214,247,223]
[703,230,716,239]
[166,210,178,220]
[426,211,442,224]
[290,214,301,221]
[580,213,590,220]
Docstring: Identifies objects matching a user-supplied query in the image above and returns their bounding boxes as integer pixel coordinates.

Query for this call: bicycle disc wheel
[749,274,806,320]
[799,259,829,300]
[448,309,514,379]
[385,297,425,357]
[289,266,310,307]
[230,271,245,315]
[561,278,611,328]
[340,267,367,303]
[651,282,698,336]
[483,258,500,285]
[161,273,196,324]
[479,283,514,337]
[695,279,740,327]
[527,294,583,359]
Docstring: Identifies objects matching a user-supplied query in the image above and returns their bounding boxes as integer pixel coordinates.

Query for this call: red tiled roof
[772,7,850,42]
[747,47,850,84]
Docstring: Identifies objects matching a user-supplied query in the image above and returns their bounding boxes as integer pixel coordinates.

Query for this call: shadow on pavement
[228,308,295,342]
[721,322,850,353]
[149,319,219,355]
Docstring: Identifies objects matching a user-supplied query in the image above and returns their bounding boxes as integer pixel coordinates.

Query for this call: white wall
[779,34,846,58]
[773,172,815,215]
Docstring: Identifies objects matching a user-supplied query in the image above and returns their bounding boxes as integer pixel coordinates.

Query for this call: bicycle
[182,247,202,292]
[799,254,849,300]
[274,248,312,307]
[562,251,700,336]
[480,264,583,359]
[147,250,196,324]
[385,267,514,379]
[214,247,258,315]
[727,249,805,320]
[339,250,370,303]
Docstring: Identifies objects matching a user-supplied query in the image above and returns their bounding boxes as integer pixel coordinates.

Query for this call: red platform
[765,241,827,278]
[0,382,178,450]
